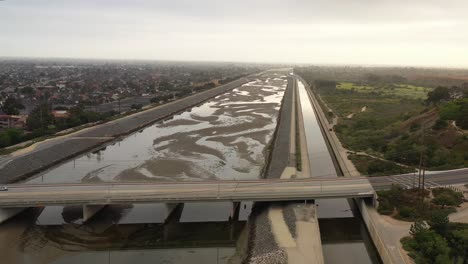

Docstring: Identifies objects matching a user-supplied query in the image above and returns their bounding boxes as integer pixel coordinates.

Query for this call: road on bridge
[0,168,466,208]
[0,178,375,207]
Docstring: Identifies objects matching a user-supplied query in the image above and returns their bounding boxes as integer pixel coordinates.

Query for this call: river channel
[0,74,382,263]
[0,73,287,264]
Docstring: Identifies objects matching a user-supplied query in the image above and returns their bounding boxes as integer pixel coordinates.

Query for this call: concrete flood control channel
[0,78,248,184]
[296,78,382,264]
[25,75,287,183]
[0,72,290,264]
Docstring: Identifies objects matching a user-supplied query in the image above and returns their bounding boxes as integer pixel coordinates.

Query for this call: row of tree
[1,97,25,115]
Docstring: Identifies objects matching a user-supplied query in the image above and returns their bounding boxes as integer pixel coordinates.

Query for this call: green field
[336,82,432,100]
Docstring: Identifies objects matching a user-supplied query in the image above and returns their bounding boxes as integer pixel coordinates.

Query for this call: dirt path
[450,203,468,223]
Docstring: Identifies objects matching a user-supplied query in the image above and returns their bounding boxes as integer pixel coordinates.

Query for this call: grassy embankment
[300,79,468,175]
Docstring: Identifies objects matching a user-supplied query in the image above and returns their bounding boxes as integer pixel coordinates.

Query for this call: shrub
[399,206,416,219]
[131,104,143,110]
[433,119,448,130]
[432,194,461,207]
[432,188,463,207]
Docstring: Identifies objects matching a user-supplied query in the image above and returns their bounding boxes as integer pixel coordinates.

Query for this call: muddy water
[0,74,287,264]
[0,206,246,264]
[27,77,287,184]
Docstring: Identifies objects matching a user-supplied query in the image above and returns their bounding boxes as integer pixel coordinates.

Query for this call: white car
[0,186,8,191]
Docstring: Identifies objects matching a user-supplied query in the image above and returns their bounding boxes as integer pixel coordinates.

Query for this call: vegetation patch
[348,154,414,176]
[295,68,468,171]
[402,217,468,263]
[377,186,460,221]
[337,82,431,100]
[439,98,468,129]
[432,187,464,207]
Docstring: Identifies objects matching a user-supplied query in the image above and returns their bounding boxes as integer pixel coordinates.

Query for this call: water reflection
[297,79,381,263]
[0,202,249,264]
[50,248,236,264]
[27,77,287,184]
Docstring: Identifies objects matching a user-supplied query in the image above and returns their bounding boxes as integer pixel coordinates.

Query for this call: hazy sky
[1,0,468,67]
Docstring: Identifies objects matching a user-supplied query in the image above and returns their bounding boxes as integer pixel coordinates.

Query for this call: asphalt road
[369,168,468,190]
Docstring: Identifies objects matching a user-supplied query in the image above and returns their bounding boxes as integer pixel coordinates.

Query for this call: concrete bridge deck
[0,178,375,208]
[1,169,467,209]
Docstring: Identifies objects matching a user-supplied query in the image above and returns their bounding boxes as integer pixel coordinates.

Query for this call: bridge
[0,73,466,228]
[0,178,375,208]
[1,170,466,209]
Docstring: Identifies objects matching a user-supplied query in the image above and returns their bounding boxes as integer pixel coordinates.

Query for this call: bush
[0,128,24,148]
[399,206,416,219]
[131,104,143,110]
[432,188,463,207]
[432,194,462,207]
[407,223,451,263]
[410,123,421,132]
[433,119,448,130]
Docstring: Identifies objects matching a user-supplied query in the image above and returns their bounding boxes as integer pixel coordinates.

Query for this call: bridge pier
[231,202,240,222]
[230,202,241,240]
[165,203,179,222]
[83,205,106,222]
[0,208,27,224]
[164,203,184,241]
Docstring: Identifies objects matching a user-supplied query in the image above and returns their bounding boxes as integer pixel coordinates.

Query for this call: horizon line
[1,55,468,70]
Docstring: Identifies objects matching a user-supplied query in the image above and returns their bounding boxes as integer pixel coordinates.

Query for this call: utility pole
[418,124,426,197]
[422,165,426,191]
[417,150,423,190]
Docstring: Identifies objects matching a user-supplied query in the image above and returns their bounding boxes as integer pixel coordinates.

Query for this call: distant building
[0,115,27,129]
[51,110,70,119]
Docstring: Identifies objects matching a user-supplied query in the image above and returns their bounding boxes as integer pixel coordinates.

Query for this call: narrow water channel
[296,79,381,264]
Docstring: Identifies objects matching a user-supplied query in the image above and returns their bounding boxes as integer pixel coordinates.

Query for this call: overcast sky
[1,0,468,67]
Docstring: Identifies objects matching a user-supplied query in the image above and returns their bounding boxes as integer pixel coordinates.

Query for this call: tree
[410,220,429,236]
[26,103,54,131]
[131,104,143,110]
[1,97,25,115]
[428,211,449,236]
[409,221,452,263]
[426,86,450,105]
[449,229,468,262]
[432,119,448,130]
[455,102,468,129]
[20,86,34,95]
[158,80,174,91]
[0,128,24,148]
[314,80,337,91]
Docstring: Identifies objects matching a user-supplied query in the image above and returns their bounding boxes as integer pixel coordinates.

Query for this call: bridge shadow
[0,202,251,253]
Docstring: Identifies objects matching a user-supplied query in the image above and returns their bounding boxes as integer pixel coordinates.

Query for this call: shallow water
[27,77,287,184]
[2,73,287,264]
